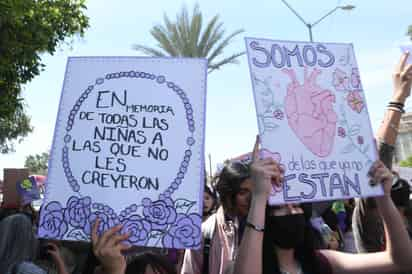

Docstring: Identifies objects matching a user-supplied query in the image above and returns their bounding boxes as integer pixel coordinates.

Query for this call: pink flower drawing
[333,68,350,91]
[351,68,362,90]
[347,91,364,113]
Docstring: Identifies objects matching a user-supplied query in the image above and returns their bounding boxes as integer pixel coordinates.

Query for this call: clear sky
[1,0,411,179]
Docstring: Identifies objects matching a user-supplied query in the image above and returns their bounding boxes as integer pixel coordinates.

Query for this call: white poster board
[38,57,207,249]
[245,38,382,204]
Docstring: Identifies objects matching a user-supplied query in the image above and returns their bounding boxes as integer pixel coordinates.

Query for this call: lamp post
[281,0,355,42]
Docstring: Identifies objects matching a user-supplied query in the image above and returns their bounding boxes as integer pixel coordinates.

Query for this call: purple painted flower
[273,109,284,120]
[64,196,91,229]
[162,213,201,248]
[338,127,346,138]
[121,215,151,245]
[142,197,177,230]
[39,201,68,238]
[83,210,119,236]
[357,136,364,145]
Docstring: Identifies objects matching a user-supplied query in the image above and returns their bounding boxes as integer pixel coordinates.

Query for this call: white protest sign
[245,38,381,204]
[38,57,207,249]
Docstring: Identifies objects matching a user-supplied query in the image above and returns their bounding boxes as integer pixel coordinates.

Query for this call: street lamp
[281,0,355,42]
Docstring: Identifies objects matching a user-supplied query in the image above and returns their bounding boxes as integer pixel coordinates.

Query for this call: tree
[25,151,49,175]
[400,155,412,167]
[408,25,412,40]
[133,4,244,73]
[0,0,89,153]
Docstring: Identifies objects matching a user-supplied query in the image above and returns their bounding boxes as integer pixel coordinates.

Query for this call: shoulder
[14,262,47,274]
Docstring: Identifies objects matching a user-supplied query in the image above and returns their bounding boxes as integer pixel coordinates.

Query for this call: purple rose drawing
[162,213,201,248]
[142,197,177,230]
[39,201,68,238]
[63,196,91,229]
[83,210,119,237]
[121,215,151,245]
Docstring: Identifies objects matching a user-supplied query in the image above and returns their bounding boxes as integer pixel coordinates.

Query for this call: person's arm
[233,136,284,274]
[352,52,412,253]
[322,161,412,274]
[377,52,412,149]
[47,242,70,274]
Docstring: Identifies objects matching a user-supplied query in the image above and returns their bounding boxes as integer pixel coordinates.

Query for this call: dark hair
[213,161,250,214]
[125,252,176,274]
[391,178,411,208]
[262,203,325,274]
[203,184,218,216]
[0,214,39,273]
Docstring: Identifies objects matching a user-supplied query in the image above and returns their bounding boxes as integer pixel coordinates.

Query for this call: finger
[99,224,123,247]
[251,135,260,163]
[398,52,410,71]
[107,231,131,247]
[91,218,100,245]
[46,243,58,251]
[117,242,132,253]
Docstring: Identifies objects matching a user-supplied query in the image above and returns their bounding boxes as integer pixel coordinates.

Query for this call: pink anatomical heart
[283,68,337,157]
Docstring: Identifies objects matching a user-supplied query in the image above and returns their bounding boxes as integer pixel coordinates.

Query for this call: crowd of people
[1,53,412,274]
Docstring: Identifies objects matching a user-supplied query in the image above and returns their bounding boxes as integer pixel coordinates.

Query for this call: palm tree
[133,5,245,73]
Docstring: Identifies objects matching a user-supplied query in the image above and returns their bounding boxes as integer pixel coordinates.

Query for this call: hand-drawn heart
[282,68,337,157]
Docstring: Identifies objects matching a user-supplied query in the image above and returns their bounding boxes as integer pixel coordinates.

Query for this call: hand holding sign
[91,219,130,274]
[393,52,412,103]
[250,135,284,201]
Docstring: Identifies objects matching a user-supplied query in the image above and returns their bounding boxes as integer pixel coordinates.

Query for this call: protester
[181,160,253,274]
[203,184,218,220]
[233,136,412,274]
[353,52,412,253]
[0,214,69,274]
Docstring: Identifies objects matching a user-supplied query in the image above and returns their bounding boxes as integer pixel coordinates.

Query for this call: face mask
[267,214,305,249]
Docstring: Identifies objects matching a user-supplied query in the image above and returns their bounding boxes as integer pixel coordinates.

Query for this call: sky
[1,0,411,179]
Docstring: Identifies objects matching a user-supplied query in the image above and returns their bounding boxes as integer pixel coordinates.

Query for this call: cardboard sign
[38,57,207,249]
[3,168,29,207]
[245,38,381,204]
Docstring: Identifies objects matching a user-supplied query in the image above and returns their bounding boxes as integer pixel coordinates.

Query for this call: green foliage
[408,25,412,40]
[400,155,412,167]
[133,4,245,73]
[25,151,49,175]
[0,0,89,153]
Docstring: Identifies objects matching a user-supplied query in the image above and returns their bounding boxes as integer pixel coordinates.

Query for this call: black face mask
[267,214,305,249]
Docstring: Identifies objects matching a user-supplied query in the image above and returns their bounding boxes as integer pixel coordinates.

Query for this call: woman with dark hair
[233,137,412,274]
[0,214,68,274]
[182,160,253,274]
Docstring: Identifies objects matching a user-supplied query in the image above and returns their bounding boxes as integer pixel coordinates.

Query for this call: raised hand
[368,160,393,195]
[91,219,130,274]
[392,52,412,103]
[249,135,284,201]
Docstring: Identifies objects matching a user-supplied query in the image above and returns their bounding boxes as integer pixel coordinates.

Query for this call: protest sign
[38,57,207,249]
[16,176,41,206]
[245,38,381,204]
[3,168,29,207]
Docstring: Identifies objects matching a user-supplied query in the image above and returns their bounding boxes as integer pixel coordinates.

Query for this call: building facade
[394,112,412,163]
